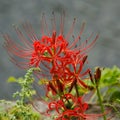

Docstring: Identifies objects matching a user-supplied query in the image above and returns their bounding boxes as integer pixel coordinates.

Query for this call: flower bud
[88,70,94,84]
[94,67,101,85]
[56,79,64,93]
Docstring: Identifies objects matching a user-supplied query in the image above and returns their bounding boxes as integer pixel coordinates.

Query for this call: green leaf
[100,66,120,87]
[109,91,120,102]
[7,76,17,83]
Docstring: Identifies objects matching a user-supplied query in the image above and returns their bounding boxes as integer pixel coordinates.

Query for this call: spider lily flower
[46,93,88,119]
[59,54,92,91]
[3,13,98,71]
[46,93,105,120]
[3,13,99,103]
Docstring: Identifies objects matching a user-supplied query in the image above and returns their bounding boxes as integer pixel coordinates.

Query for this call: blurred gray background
[0,0,120,99]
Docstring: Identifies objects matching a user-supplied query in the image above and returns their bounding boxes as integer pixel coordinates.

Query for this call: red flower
[3,14,98,71]
[46,93,103,120]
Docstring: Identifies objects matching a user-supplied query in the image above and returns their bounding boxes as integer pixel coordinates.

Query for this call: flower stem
[74,80,79,97]
[96,86,106,120]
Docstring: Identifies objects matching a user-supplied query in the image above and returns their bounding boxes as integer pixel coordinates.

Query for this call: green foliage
[0,103,40,120]
[0,68,41,120]
[100,66,120,102]
[12,68,40,105]
[100,66,120,86]
[7,76,17,83]
[109,91,120,102]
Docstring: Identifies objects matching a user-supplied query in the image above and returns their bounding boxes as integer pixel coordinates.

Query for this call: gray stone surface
[0,0,120,99]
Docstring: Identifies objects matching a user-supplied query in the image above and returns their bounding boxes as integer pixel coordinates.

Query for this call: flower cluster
[47,94,88,119]
[3,13,103,120]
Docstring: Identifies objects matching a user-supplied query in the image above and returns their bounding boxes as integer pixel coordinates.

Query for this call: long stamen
[42,13,50,36]
[60,11,65,35]
[68,22,85,49]
[41,13,45,35]
[13,26,33,48]
[65,18,76,41]
[51,11,56,31]
[22,22,35,42]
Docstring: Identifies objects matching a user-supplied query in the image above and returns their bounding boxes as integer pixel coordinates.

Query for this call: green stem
[96,86,106,120]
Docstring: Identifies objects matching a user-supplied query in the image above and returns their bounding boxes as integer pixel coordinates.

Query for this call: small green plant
[100,66,120,103]
[87,66,120,118]
[9,67,40,105]
[0,68,41,120]
[0,104,40,120]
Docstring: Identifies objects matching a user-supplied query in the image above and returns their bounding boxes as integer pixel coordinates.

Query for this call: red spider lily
[46,93,104,120]
[56,54,92,91]
[46,54,93,94]
[3,13,98,72]
[3,14,98,98]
